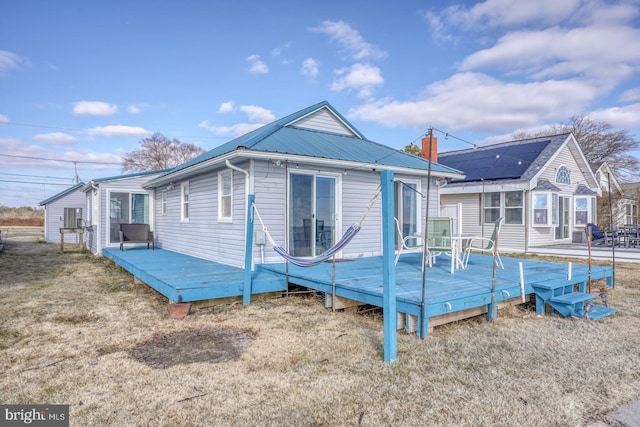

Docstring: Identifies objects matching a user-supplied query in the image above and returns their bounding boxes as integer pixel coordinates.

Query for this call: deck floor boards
[102,247,613,334]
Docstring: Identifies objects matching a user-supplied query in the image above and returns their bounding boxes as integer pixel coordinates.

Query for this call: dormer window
[556,166,571,184]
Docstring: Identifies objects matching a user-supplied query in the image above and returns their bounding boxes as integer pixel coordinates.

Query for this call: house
[81,170,168,256]
[591,162,638,229]
[619,182,640,225]
[437,133,600,252]
[141,101,464,268]
[39,182,86,244]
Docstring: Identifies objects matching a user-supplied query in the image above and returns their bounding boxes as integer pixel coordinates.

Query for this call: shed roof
[39,182,85,206]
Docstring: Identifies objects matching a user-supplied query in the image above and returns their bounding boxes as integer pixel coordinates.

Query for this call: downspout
[226,160,251,270]
[91,182,100,253]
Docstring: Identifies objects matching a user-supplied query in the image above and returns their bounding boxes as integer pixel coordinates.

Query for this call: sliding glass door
[289,174,336,257]
[109,192,150,244]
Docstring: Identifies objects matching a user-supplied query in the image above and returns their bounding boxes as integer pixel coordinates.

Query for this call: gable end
[289,107,360,137]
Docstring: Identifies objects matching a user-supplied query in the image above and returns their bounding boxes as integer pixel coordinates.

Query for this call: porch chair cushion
[119,223,154,251]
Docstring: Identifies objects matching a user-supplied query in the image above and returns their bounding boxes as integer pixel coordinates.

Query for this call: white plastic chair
[463,217,504,269]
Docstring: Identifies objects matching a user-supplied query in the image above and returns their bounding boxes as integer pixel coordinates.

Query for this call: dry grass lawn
[1,227,639,426]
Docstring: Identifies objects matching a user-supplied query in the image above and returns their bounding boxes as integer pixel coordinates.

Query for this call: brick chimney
[421,135,438,163]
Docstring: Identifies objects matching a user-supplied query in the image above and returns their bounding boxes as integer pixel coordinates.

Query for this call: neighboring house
[39,182,86,244]
[619,182,640,226]
[142,101,464,268]
[437,133,600,252]
[591,162,638,229]
[82,170,167,256]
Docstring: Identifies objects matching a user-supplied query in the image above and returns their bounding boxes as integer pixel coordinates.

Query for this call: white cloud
[331,63,384,99]
[239,105,275,124]
[0,114,8,123]
[620,88,640,103]
[34,132,76,144]
[127,105,141,114]
[199,120,264,137]
[460,25,640,88]
[590,103,640,130]
[200,104,275,137]
[219,101,236,113]
[247,54,268,75]
[271,42,291,57]
[73,101,118,116]
[84,125,149,136]
[310,20,387,61]
[0,50,28,74]
[444,0,581,29]
[301,58,320,80]
[347,72,596,132]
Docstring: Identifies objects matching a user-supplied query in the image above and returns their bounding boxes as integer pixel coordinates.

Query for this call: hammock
[253,186,380,268]
[272,225,360,267]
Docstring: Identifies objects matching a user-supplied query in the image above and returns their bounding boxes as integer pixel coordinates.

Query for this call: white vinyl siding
[291,107,357,136]
[41,190,85,244]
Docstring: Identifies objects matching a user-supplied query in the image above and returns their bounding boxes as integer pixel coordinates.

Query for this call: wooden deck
[103,247,613,336]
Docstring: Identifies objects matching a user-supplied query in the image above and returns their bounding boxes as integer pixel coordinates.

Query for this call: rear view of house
[143,101,464,268]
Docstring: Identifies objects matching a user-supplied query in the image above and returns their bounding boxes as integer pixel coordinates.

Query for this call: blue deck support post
[381,170,397,364]
[243,194,256,305]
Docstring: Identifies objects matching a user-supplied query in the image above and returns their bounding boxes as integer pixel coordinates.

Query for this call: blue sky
[1,0,639,207]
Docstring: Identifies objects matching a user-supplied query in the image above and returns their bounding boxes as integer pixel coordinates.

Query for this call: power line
[0,153,121,165]
[0,171,72,180]
[0,120,228,141]
[0,179,71,186]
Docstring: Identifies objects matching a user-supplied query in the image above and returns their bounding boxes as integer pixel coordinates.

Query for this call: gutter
[225,160,251,270]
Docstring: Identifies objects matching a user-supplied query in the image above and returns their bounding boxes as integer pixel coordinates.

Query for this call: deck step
[532,278,579,290]
[549,292,595,305]
[574,305,617,320]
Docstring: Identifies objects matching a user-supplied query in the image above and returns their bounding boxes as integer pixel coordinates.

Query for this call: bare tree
[122,133,206,172]
[514,114,640,181]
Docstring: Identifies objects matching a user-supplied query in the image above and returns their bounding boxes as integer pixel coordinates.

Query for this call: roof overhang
[143,149,465,188]
[440,179,530,194]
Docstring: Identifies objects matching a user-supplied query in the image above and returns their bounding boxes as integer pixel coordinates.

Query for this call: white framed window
[483,192,501,224]
[161,189,168,215]
[483,191,523,225]
[181,182,189,222]
[574,196,596,226]
[556,166,571,184]
[218,170,232,221]
[533,192,560,226]
[504,191,524,225]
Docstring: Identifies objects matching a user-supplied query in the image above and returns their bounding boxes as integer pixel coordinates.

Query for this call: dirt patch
[128,327,256,369]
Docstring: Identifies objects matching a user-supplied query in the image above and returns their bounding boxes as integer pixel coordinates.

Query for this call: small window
[534,193,549,225]
[181,182,189,221]
[218,170,232,221]
[504,191,523,225]
[161,190,167,215]
[556,166,571,184]
[574,196,596,226]
[483,192,501,224]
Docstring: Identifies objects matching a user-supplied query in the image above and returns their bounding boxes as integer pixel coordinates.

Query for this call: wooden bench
[119,223,154,251]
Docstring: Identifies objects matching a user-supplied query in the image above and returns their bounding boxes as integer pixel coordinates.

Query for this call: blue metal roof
[91,169,171,183]
[161,101,462,177]
[439,134,571,183]
[39,182,85,206]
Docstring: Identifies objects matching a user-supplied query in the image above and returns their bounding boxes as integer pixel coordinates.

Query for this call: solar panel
[440,139,551,182]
